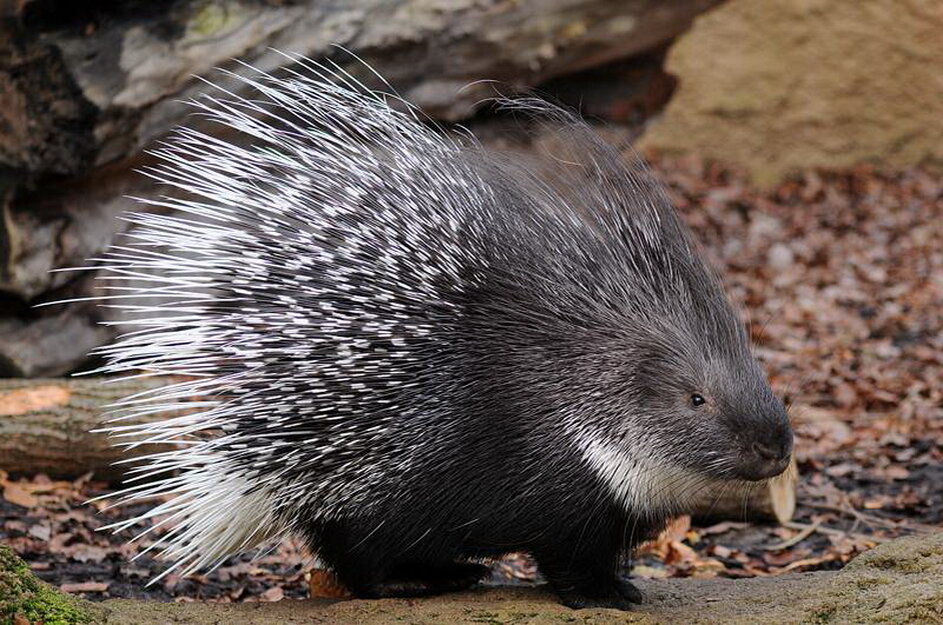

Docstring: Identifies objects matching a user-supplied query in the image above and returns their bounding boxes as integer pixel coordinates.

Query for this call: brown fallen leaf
[260,586,284,602]
[27,524,51,541]
[770,554,838,575]
[68,544,108,563]
[3,483,38,508]
[308,569,352,599]
[697,521,751,536]
[711,545,733,558]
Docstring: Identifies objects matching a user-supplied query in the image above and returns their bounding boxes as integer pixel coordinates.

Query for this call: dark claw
[556,578,642,611]
[616,577,643,603]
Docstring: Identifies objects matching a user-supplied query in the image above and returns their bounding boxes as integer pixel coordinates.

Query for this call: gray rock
[4,0,721,177]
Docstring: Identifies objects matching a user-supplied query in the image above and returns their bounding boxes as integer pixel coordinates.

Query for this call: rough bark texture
[0,377,183,479]
[4,533,943,624]
[4,0,720,179]
[640,0,943,184]
[0,0,722,377]
[0,28,98,177]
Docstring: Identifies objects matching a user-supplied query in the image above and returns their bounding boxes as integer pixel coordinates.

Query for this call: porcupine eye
[690,394,706,407]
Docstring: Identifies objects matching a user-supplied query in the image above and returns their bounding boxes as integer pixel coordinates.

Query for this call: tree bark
[0,377,179,480]
[2,0,722,180]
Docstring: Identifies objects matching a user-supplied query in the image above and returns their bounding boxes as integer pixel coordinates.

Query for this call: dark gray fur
[91,61,793,610]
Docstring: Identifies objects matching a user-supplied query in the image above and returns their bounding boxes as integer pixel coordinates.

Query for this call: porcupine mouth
[732,456,790,481]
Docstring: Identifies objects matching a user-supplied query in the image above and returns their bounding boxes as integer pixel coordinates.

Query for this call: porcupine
[88,56,793,610]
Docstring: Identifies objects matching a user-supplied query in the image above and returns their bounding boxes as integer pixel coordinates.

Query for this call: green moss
[0,545,96,625]
[187,1,231,36]
[807,605,837,624]
[854,577,894,589]
[860,553,931,574]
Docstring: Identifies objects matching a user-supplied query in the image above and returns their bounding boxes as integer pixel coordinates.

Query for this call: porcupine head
[84,54,794,610]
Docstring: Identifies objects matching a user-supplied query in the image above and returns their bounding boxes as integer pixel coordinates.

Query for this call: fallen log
[3,0,722,179]
[0,377,178,480]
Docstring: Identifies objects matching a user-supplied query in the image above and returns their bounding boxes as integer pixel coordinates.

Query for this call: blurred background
[0,0,940,607]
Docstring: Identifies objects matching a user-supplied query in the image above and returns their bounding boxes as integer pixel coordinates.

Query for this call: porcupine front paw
[555,577,643,611]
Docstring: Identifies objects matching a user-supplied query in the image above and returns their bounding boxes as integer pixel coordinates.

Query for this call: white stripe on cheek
[574,431,706,518]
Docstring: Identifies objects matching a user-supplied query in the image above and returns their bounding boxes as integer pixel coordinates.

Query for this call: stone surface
[640,0,943,184]
[4,0,720,177]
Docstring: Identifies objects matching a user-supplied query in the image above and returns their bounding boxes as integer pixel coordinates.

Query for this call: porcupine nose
[752,439,790,463]
[739,428,793,481]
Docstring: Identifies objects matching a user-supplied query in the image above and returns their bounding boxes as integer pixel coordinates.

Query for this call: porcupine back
[88,56,725,580]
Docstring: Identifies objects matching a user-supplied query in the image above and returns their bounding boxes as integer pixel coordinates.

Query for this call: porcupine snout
[728,393,793,481]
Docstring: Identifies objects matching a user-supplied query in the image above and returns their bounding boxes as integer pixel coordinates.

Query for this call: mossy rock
[0,545,103,625]
[803,533,943,625]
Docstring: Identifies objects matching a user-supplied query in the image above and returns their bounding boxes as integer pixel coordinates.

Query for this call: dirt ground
[5,532,942,624]
[1,157,941,605]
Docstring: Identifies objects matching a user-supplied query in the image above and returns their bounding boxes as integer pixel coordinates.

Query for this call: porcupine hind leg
[313,521,489,598]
